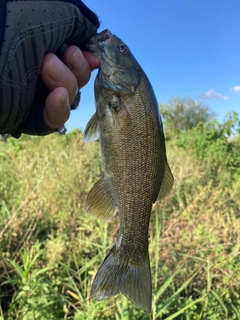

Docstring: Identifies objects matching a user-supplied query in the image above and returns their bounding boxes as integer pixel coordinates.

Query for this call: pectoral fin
[82,113,100,142]
[158,161,174,200]
[84,176,117,220]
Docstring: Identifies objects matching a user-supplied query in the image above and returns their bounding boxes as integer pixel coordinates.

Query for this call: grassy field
[0,113,240,319]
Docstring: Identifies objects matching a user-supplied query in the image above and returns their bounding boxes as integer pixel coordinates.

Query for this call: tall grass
[0,117,240,319]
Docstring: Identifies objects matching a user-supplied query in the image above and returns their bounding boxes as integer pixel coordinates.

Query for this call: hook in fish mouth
[83,29,112,58]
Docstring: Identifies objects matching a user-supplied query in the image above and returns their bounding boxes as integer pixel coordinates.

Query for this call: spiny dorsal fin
[84,175,117,220]
[82,113,100,142]
[158,161,174,200]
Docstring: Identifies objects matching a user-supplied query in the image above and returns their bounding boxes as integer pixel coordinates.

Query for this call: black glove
[0,0,99,138]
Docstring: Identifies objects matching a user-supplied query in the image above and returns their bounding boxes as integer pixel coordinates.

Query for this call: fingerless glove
[0,0,99,138]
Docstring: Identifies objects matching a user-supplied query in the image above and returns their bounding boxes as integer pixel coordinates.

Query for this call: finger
[82,50,101,70]
[43,87,70,129]
[41,54,78,105]
[62,46,92,89]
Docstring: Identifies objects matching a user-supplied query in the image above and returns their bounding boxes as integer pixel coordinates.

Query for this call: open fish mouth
[93,29,112,44]
[83,29,113,58]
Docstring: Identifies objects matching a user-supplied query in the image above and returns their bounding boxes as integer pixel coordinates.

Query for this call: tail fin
[90,242,152,313]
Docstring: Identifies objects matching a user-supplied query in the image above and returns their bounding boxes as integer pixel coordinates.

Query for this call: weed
[0,114,240,318]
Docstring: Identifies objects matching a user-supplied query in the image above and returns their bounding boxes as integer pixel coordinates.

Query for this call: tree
[159,96,216,137]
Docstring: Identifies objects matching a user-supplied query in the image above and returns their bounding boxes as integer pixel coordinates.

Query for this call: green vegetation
[159,97,216,138]
[0,111,240,319]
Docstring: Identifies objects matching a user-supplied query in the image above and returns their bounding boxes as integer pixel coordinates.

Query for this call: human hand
[40,46,100,130]
[0,0,100,138]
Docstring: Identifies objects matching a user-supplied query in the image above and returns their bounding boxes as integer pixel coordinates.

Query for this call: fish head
[85,30,141,95]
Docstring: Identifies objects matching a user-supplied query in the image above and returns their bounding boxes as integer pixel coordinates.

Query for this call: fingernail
[69,47,87,73]
[46,55,67,82]
[61,90,70,111]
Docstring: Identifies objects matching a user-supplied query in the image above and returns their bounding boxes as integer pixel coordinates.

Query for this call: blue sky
[65,0,240,132]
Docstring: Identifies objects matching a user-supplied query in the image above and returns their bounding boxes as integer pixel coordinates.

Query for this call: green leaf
[6,259,25,280]
[164,297,204,320]
[156,272,199,317]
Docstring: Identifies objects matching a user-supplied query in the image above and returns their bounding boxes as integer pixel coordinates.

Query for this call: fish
[82,29,174,313]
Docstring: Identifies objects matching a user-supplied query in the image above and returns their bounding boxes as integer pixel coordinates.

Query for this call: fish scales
[102,79,162,247]
[82,29,174,313]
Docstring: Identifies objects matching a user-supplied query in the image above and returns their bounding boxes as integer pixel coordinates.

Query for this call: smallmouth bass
[82,29,174,313]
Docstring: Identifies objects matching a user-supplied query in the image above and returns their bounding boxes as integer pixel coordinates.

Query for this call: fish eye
[118,44,129,54]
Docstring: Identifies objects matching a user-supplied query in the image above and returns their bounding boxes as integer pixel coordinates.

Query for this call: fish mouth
[83,29,112,59]
[92,29,112,44]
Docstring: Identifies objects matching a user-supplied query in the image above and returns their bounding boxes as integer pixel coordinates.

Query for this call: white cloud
[197,89,228,100]
[230,85,240,93]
